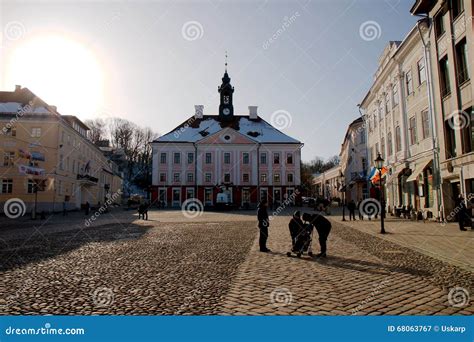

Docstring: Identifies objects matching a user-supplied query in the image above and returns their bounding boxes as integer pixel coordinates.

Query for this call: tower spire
[225,51,228,72]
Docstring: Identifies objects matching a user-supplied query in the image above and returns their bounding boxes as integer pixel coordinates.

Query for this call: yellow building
[0,86,122,215]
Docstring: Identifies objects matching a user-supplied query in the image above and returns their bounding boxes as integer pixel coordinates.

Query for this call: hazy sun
[5,34,104,118]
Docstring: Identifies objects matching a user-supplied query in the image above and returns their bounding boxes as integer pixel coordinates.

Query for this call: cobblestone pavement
[219,211,473,315]
[329,207,473,272]
[0,208,472,315]
[0,216,256,315]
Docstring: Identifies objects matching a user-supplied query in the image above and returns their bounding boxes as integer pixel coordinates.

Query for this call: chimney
[15,85,22,92]
[248,106,258,119]
[195,105,204,119]
[49,105,57,112]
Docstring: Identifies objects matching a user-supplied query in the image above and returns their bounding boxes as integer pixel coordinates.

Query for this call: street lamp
[374,153,386,234]
[340,171,346,221]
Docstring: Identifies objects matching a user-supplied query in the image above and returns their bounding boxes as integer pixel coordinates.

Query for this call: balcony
[77,174,98,185]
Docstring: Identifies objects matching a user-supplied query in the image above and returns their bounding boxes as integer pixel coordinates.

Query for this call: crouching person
[288,211,304,252]
[309,213,332,258]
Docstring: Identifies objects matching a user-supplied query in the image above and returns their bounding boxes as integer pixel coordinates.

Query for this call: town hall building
[151,68,303,208]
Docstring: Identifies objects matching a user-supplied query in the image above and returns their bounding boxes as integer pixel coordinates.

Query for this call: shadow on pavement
[0,223,152,272]
[274,252,431,277]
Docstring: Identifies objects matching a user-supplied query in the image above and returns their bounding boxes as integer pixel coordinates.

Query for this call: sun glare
[5,34,104,119]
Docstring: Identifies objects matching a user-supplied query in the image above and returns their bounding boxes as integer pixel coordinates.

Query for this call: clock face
[223,108,231,115]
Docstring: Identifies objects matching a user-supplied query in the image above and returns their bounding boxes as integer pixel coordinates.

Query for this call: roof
[410,0,435,15]
[153,115,301,144]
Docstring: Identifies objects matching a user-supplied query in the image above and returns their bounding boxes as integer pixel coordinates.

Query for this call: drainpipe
[416,16,443,221]
[357,104,370,199]
[257,143,261,205]
[193,143,198,201]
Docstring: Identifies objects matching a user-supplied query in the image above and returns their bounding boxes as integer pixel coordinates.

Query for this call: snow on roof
[0,102,50,114]
[154,115,301,144]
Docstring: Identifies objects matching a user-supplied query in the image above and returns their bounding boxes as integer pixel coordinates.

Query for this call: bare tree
[84,118,106,144]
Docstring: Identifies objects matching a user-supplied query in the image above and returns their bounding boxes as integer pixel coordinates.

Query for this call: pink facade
[151,69,302,208]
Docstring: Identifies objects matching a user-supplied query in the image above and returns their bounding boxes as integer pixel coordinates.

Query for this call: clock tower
[218,57,234,121]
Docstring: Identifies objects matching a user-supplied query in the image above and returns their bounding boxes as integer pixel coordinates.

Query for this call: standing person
[357,200,364,220]
[347,200,356,221]
[84,201,90,215]
[288,211,304,252]
[457,195,468,231]
[62,201,67,216]
[257,199,271,252]
[309,213,332,258]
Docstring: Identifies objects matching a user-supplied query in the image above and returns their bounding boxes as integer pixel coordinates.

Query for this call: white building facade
[360,26,441,219]
[151,70,303,208]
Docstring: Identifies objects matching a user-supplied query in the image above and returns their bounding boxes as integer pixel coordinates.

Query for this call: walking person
[257,199,271,252]
[347,200,356,221]
[62,201,67,216]
[84,201,90,216]
[457,195,469,231]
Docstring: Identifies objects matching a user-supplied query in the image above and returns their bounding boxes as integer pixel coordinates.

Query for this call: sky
[0,0,418,162]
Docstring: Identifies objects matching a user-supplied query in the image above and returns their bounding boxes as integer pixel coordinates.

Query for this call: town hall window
[205,153,212,164]
[287,173,294,183]
[173,172,180,182]
[160,173,166,182]
[174,152,181,164]
[224,173,231,183]
[243,173,249,183]
[261,173,267,183]
[243,152,249,164]
[187,173,194,182]
[160,153,166,164]
[224,152,231,164]
[187,152,194,164]
[286,153,293,164]
[260,153,267,165]
[274,173,280,183]
[205,173,212,183]
[273,153,280,164]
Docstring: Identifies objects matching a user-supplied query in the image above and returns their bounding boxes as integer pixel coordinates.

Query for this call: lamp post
[340,171,346,221]
[374,153,386,234]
